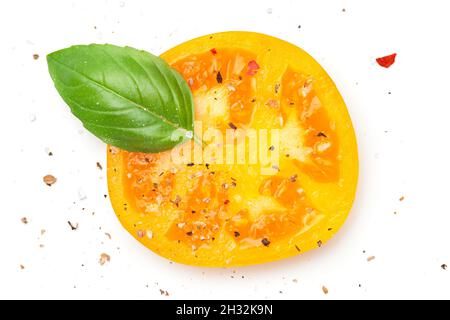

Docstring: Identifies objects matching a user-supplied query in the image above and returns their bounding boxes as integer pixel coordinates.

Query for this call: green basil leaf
[47,44,194,153]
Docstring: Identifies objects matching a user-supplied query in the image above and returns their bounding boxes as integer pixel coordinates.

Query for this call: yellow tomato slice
[107,31,359,267]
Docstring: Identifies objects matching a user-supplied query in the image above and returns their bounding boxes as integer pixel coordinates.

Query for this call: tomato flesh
[122,48,340,250]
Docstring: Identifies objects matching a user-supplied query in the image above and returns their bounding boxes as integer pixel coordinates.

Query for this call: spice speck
[68,221,78,231]
[159,289,169,296]
[99,253,111,266]
[43,175,57,186]
[216,71,223,84]
[228,122,237,130]
[376,53,397,68]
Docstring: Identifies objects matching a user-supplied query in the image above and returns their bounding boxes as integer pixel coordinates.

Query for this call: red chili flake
[376,53,397,68]
[247,60,260,75]
[210,48,217,55]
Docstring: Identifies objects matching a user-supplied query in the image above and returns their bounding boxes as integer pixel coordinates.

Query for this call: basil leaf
[47,44,194,153]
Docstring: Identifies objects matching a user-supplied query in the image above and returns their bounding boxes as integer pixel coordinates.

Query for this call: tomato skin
[107,32,359,267]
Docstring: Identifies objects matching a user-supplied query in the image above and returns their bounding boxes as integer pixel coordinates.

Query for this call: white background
[1,0,449,300]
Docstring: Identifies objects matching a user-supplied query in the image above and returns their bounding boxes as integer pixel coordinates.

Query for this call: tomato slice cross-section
[107,32,358,267]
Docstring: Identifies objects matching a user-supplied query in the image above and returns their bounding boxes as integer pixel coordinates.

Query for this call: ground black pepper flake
[269,145,275,151]
[187,162,194,167]
[290,174,297,182]
[228,122,237,130]
[274,83,280,94]
[295,245,301,252]
[234,231,240,237]
[68,221,78,230]
[216,71,223,84]
[159,289,169,296]
[186,231,193,236]
[96,162,103,170]
[205,163,210,169]
[21,217,28,224]
[170,195,181,207]
[317,132,328,138]
[441,264,447,270]
[261,238,270,246]
[317,240,323,247]
[33,54,39,60]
